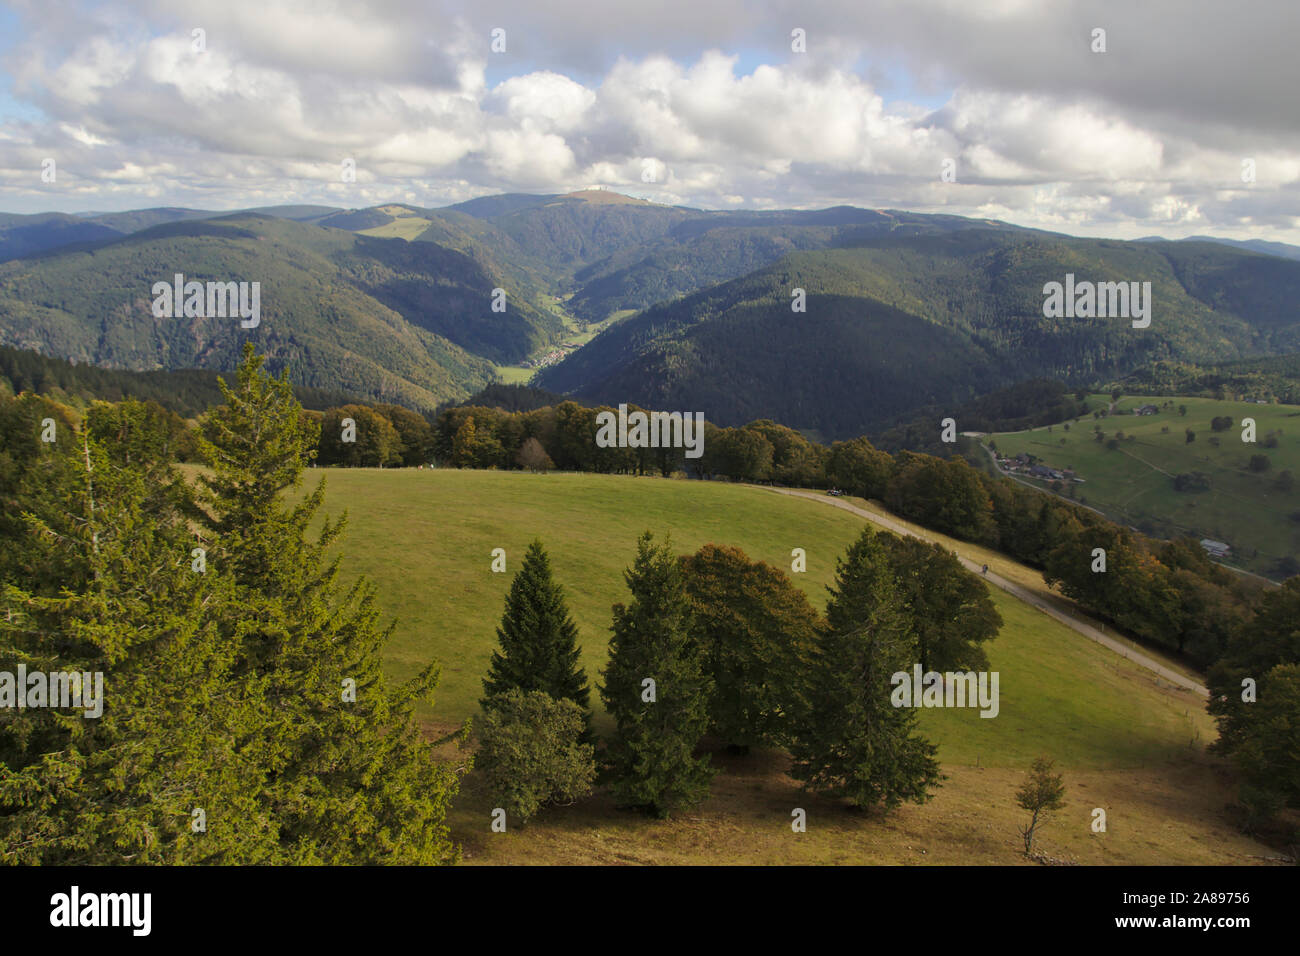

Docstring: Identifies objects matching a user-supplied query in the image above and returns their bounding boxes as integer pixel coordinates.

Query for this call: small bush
[476,689,596,825]
[1173,472,1211,492]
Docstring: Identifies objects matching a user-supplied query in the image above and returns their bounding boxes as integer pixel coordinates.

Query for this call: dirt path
[761,486,1209,697]
[1118,446,1174,478]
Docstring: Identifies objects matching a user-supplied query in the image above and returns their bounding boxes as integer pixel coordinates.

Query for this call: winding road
[762,486,1209,697]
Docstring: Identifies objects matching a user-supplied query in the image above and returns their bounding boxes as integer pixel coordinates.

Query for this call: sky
[0,0,1297,243]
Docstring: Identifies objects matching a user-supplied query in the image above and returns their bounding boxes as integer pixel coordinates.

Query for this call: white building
[1200,538,1231,558]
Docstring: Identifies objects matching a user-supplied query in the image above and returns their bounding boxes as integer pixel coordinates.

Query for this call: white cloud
[492,71,595,134]
[0,0,1298,244]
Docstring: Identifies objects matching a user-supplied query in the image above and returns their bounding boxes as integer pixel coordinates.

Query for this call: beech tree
[885,453,995,543]
[680,544,822,751]
[1208,578,1300,827]
[516,436,554,472]
[1229,663,1300,829]
[881,536,1002,673]
[825,436,893,499]
[317,405,401,467]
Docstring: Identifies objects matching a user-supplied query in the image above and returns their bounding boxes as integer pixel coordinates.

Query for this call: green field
[305,470,1210,766]
[987,394,1300,577]
[357,216,436,241]
[294,468,1272,864]
[489,364,537,385]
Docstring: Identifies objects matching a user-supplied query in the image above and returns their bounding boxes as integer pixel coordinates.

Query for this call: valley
[3,0,1297,894]
[8,193,1300,444]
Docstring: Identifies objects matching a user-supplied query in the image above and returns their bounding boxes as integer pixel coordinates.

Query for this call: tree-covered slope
[538,230,1300,438]
[0,213,124,262]
[0,214,499,411]
[452,193,697,276]
[565,207,1034,321]
[0,343,361,416]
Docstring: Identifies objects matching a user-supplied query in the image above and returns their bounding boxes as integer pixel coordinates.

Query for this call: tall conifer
[196,344,461,864]
[1,427,268,863]
[481,539,590,716]
[600,532,714,817]
[789,527,943,811]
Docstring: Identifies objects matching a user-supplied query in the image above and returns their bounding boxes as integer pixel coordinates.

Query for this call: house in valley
[1200,539,1231,558]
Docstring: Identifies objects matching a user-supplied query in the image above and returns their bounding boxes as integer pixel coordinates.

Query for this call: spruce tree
[600,532,714,817]
[789,527,943,812]
[1,428,269,864]
[0,394,81,588]
[481,539,590,718]
[195,344,461,864]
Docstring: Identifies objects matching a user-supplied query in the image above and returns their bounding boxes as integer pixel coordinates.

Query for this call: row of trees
[0,347,460,863]
[473,530,1000,823]
[1206,580,1300,830]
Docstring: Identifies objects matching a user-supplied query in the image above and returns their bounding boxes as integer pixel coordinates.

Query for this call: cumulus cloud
[0,0,1297,243]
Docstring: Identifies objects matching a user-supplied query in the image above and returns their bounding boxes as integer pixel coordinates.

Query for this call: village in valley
[518,341,584,371]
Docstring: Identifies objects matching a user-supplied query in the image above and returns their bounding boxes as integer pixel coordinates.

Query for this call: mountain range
[3,191,1300,431]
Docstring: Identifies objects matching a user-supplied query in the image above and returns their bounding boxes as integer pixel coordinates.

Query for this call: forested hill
[7,192,1300,437]
[441,195,1036,320]
[537,231,1300,439]
[0,214,552,412]
[0,344,359,417]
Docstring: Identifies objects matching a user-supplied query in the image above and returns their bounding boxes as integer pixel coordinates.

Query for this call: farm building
[1200,539,1231,558]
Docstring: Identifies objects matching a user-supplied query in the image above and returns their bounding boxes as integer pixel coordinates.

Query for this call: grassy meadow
[356,212,438,241]
[988,394,1300,577]
[287,468,1273,865]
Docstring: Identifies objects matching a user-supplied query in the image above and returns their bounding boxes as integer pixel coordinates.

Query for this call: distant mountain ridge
[4,192,1300,436]
[0,213,507,411]
[1137,234,1300,262]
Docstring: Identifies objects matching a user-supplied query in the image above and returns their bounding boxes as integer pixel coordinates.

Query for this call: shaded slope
[539,230,1300,437]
